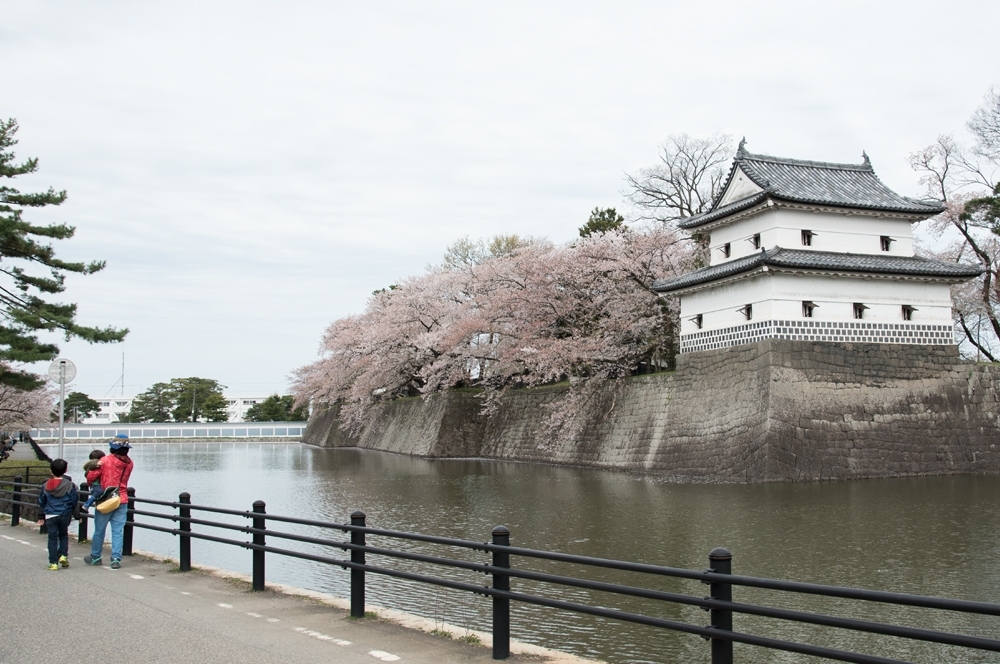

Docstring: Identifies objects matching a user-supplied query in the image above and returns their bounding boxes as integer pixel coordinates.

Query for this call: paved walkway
[0,519,586,664]
[3,440,38,462]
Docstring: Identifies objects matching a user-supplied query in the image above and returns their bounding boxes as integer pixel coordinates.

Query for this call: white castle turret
[652,142,982,353]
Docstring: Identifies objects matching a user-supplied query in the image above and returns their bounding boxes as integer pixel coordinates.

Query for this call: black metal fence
[3,478,1000,664]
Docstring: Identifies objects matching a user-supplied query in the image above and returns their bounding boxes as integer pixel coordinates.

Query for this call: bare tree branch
[624,133,734,225]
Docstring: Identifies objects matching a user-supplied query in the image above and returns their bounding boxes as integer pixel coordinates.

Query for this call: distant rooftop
[678,143,945,229]
[652,247,983,294]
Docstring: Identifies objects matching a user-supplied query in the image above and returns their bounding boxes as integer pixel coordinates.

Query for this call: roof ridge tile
[683,143,944,229]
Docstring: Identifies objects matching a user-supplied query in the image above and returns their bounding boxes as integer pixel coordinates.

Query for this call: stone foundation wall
[304,341,1000,482]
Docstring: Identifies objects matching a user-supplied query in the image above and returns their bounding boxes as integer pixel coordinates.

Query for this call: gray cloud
[5,0,997,396]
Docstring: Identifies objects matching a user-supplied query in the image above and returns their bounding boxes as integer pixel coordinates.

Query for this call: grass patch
[429,628,453,639]
[0,460,51,484]
[348,610,380,620]
[221,576,254,591]
[167,565,200,573]
[458,634,482,645]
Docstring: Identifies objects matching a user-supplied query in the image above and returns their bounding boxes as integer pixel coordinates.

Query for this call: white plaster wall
[680,273,954,334]
[680,275,774,331]
[708,209,779,263]
[716,166,763,206]
[709,209,915,265]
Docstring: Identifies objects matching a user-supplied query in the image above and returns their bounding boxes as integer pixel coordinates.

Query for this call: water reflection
[45,443,1000,663]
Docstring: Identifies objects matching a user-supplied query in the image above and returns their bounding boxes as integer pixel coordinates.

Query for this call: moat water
[44,442,1000,663]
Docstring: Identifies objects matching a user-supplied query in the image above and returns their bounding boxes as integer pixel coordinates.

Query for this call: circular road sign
[47,358,77,384]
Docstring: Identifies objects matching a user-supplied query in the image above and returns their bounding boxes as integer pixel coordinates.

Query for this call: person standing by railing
[35,458,78,570]
[84,435,133,570]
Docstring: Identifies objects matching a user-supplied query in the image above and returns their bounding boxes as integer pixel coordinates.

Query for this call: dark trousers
[46,513,72,564]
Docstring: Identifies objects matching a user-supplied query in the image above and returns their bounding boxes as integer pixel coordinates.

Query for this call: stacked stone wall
[306,341,1000,482]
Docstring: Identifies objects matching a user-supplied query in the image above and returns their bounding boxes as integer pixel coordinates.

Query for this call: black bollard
[178,492,191,572]
[350,510,366,618]
[123,488,135,556]
[252,500,266,591]
[11,476,21,527]
[492,525,511,660]
[708,547,733,664]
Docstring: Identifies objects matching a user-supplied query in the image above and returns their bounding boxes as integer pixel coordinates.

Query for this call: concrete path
[4,440,38,462]
[0,518,585,664]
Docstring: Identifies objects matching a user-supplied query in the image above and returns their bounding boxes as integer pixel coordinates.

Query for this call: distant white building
[652,143,982,351]
[81,396,273,424]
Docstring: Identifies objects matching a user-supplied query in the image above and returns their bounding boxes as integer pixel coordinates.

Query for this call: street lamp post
[47,359,76,460]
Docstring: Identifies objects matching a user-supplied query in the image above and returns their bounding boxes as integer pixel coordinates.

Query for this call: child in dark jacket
[36,458,79,570]
[81,450,105,511]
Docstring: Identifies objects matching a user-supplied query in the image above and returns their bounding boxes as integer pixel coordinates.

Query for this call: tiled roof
[678,148,945,229]
[652,248,983,293]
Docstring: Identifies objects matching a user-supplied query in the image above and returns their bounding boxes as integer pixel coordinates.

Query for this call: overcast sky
[4,1,998,398]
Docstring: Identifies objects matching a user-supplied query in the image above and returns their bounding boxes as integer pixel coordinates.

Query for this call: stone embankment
[303,340,1000,482]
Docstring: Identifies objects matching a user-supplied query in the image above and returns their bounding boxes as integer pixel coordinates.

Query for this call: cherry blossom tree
[294,226,692,436]
[910,87,1000,360]
[0,379,55,430]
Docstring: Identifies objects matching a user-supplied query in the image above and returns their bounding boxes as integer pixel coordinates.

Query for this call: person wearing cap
[84,434,134,569]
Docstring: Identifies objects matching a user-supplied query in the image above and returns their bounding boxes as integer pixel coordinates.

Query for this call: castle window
[749,234,761,249]
[739,304,753,320]
[801,230,815,246]
[720,242,731,258]
[853,303,868,319]
[690,314,703,329]
[802,301,817,318]
[902,305,917,321]
[880,236,894,251]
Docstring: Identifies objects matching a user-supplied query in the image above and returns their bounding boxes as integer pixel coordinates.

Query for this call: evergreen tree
[168,377,228,422]
[245,394,309,422]
[199,392,230,422]
[970,183,1000,235]
[62,391,100,422]
[123,382,173,422]
[579,207,625,237]
[0,119,127,390]
[123,377,229,422]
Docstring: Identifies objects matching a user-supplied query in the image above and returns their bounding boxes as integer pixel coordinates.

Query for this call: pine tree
[122,382,173,422]
[579,207,625,237]
[245,394,309,422]
[0,119,127,390]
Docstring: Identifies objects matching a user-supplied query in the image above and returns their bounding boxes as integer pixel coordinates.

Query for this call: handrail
[8,489,1000,663]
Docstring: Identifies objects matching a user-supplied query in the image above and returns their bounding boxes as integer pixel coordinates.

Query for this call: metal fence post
[709,547,733,664]
[77,482,89,543]
[492,525,511,660]
[11,476,21,526]
[35,474,46,534]
[38,475,46,533]
[123,488,135,556]
[252,500,266,591]
[350,510,366,618]
[179,492,191,572]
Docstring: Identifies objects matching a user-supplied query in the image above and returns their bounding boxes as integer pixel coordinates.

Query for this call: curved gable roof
[678,146,945,229]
